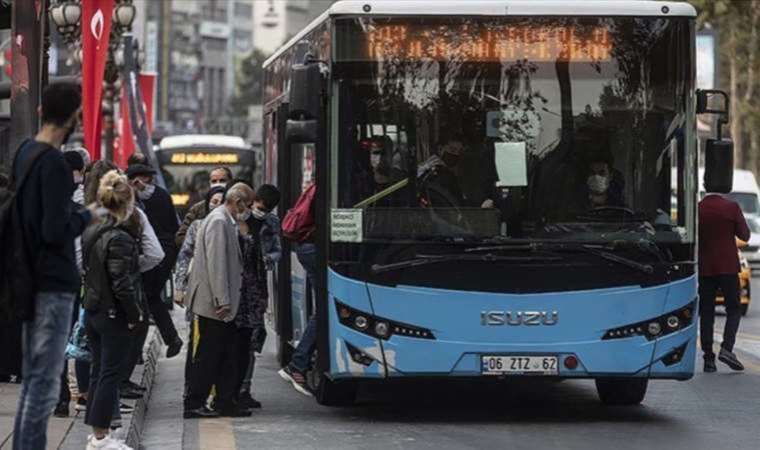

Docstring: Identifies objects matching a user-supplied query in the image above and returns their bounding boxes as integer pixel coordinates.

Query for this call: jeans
[12,291,75,450]
[290,243,317,372]
[699,274,742,355]
[84,313,132,430]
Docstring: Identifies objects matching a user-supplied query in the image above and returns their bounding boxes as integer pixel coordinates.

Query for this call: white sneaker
[85,435,133,450]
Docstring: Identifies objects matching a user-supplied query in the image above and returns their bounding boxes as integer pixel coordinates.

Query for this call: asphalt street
[142,279,760,450]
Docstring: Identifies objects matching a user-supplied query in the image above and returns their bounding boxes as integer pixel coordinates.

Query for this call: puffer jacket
[82,219,144,325]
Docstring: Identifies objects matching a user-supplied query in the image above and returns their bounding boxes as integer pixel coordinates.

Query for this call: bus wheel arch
[315,372,358,407]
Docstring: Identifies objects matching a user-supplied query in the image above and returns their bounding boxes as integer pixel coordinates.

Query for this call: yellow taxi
[716,243,751,316]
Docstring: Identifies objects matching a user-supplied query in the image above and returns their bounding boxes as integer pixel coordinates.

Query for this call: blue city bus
[262,0,733,406]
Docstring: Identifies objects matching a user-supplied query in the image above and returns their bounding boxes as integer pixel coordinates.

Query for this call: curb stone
[58,325,164,450]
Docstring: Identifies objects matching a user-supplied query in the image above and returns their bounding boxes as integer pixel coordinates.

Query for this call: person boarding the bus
[126,163,184,362]
[184,183,255,419]
[176,167,233,247]
[698,187,751,372]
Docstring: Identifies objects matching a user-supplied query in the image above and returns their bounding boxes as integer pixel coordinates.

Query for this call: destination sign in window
[170,152,241,164]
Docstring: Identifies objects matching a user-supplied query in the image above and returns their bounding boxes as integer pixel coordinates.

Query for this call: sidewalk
[0,324,163,450]
[0,383,75,449]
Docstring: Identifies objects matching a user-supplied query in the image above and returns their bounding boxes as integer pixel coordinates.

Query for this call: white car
[742,216,760,275]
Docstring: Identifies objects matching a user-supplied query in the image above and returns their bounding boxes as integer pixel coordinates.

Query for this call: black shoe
[704,356,717,373]
[167,338,183,358]
[183,407,221,419]
[219,407,253,418]
[238,393,262,409]
[53,401,69,418]
[718,348,745,371]
[120,386,144,400]
[278,366,313,397]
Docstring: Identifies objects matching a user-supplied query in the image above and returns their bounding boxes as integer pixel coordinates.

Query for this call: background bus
[263,0,731,406]
[155,134,257,213]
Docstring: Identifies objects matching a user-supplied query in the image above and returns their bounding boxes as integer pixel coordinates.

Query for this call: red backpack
[282,184,316,242]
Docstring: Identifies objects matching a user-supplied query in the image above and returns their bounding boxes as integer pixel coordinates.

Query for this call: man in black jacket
[11,83,99,450]
[126,164,183,363]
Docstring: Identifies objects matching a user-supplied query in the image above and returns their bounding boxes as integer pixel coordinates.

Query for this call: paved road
[142,280,760,450]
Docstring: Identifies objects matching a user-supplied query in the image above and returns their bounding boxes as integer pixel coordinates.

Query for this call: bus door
[288,142,317,348]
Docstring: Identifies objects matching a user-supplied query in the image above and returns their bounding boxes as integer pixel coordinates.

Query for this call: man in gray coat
[184,183,254,419]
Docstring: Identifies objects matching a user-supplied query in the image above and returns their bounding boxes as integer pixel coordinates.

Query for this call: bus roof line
[262,0,696,69]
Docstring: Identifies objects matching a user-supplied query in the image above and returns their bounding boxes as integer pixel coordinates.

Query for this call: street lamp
[48,0,81,44]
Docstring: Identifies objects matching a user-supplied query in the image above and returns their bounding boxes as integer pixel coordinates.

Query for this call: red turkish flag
[139,73,156,133]
[81,0,114,161]
[116,86,132,168]
[117,73,157,168]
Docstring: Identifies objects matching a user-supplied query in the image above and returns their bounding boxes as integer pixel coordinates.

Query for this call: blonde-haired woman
[81,171,143,450]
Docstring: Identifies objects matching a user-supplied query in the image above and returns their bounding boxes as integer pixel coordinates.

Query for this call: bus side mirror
[704,138,734,194]
[698,89,733,194]
[286,61,322,143]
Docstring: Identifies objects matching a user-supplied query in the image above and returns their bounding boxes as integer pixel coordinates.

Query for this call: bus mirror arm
[696,89,729,140]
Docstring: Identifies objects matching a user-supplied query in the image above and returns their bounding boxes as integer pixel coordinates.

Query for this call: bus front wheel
[315,373,357,407]
[595,378,648,406]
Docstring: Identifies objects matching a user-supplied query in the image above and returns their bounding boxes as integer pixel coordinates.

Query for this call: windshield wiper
[580,245,654,274]
[467,240,656,275]
[371,253,562,274]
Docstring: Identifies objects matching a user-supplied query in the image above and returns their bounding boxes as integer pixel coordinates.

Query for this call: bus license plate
[481,355,559,375]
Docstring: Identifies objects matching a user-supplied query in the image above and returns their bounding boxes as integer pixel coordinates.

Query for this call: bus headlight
[603,301,695,341]
[354,315,369,330]
[335,300,435,341]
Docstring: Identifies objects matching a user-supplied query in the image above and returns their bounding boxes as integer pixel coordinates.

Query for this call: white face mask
[73,173,84,185]
[252,207,267,220]
[587,175,609,195]
[237,210,252,222]
[210,182,227,189]
[137,183,156,200]
[370,153,382,169]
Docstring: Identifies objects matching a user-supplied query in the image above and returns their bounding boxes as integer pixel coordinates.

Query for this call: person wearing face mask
[585,157,625,209]
[418,138,467,207]
[358,136,410,207]
[174,186,226,401]
[176,167,233,248]
[184,183,255,419]
[234,184,282,409]
[125,164,183,360]
[9,83,103,450]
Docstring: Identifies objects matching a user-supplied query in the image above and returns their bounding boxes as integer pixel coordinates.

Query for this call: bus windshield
[333,16,694,245]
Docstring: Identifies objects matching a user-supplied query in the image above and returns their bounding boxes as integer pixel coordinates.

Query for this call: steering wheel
[587,206,638,216]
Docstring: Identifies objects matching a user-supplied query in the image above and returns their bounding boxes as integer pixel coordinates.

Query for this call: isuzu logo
[481,311,559,326]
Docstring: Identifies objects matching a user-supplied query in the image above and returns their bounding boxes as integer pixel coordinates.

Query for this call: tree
[691,0,760,172]
[229,48,269,117]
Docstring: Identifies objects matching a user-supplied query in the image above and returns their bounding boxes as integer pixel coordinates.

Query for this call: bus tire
[315,373,357,407]
[595,378,648,406]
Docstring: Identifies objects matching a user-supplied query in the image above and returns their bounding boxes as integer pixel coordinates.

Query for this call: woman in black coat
[81,171,144,450]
